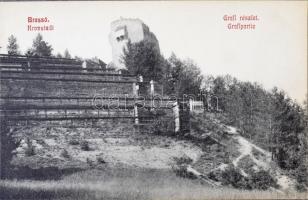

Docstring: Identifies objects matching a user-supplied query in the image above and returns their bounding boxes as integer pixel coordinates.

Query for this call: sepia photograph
[0,1,307,199]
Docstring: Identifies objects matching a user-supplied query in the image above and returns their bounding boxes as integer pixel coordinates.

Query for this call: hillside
[6,112,297,193]
[0,55,306,199]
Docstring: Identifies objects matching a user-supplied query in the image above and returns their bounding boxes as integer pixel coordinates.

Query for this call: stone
[108,17,160,70]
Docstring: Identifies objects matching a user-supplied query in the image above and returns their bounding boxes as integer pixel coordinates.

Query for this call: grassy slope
[1,167,307,200]
[2,113,307,199]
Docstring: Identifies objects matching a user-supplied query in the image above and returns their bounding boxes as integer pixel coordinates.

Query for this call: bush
[249,170,279,190]
[0,119,21,178]
[295,183,307,192]
[96,156,106,164]
[173,156,193,165]
[172,156,196,179]
[294,161,308,191]
[60,149,70,158]
[220,166,250,189]
[25,138,35,157]
[80,140,90,151]
[86,158,94,167]
[173,165,197,179]
[208,166,278,190]
[68,139,80,145]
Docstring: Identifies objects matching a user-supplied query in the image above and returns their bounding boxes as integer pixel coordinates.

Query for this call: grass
[1,167,307,200]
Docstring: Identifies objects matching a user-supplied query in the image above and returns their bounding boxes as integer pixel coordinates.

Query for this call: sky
[0,1,306,103]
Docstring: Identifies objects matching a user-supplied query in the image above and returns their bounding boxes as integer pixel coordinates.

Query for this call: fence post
[173,101,180,133]
[189,99,193,113]
[82,61,87,72]
[134,104,139,125]
[150,80,154,96]
[133,82,138,96]
[139,75,143,82]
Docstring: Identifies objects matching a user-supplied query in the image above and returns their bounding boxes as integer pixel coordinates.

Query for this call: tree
[166,54,203,97]
[85,57,106,71]
[63,49,71,59]
[271,88,306,169]
[7,35,20,55]
[25,48,34,57]
[0,117,21,179]
[122,40,164,81]
[28,33,53,57]
[56,52,63,58]
[74,56,84,62]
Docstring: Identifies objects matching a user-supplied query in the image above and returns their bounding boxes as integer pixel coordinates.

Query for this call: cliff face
[108,18,160,70]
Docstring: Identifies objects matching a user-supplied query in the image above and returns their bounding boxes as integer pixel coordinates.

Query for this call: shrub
[220,166,250,189]
[86,158,94,167]
[0,119,21,178]
[80,140,90,151]
[25,138,35,157]
[60,149,70,158]
[209,166,278,190]
[295,182,307,192]
[96,156,106,164]
[237,155,256,175]
[173,156,193,165]
[68,139,80,145]
[173,165,197,179]
[249,170,279,190]
[293,161,308,191]
[172,156,196,179]
[208,165,251,189]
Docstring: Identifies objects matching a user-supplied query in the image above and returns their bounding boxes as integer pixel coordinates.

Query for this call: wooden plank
[0,70,136,77]
[0,96,175,101]
[4,115,154,121]
[0,76,136,83]
[0,54,82,64]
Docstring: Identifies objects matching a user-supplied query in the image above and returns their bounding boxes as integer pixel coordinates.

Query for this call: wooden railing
[0,54,82,65]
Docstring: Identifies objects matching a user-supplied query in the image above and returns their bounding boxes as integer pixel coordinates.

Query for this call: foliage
[80,140,90,151]
[152,118,171,135]
[0,118,20,178]
[219,166,250,189]
[249,170,279,190]
[122,43,203,97]
[64,49,71,59]
[164,53,203,97]
[271,88,306,169]
[68,139,80,145]
[173,166,198,179]
[204,75,307,177]
[122,40,165,81]
[60,149,70,158]
[173,156,193,166]
[74,56,84,62]
[86,158,94,167]
[172,156,196,179]
[26,33,53,57]
[7,35,20,55]
[85,57,107,71]
[56,52,63,58]
[96,156,106,164]
[24,138,35,157]
[209,166,278,190]
[190,113,223,135]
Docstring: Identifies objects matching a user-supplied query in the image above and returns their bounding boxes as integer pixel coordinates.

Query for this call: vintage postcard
[0,1,307,199]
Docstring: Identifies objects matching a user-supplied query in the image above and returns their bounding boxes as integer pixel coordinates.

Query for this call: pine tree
[56,53,63,58]
[167,54,203,97]
[7,35,20,55]
[271,88,305,169]
[122,40,164,81]
[29,33,53,57]
[64,49,71,59]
